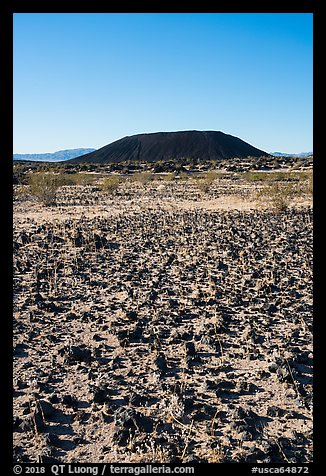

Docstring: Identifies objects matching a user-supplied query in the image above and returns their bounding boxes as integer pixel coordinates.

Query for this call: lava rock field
[13,181,313,463]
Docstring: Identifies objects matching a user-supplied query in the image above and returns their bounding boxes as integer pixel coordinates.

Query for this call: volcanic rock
[68,130,268,164]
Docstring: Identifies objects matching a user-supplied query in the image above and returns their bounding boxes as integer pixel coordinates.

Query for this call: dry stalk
[28,400,43,443]
[169,415,190,430]
[36,399,47,428]
[273,438,291,464]
[285,357,300,399]
[180,419,194,461]
[214,324,224,363]
[53,260,58,295]
[210,407,220,436]
[244,334,250,357]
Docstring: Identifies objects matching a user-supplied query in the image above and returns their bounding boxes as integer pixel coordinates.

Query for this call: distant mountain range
[13,144,313,163]
[13,148,96,162]
[270,152,313,158]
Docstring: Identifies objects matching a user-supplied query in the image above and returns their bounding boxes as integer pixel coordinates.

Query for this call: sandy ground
[13,176,313,463]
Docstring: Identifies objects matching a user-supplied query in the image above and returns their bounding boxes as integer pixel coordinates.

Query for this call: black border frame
[2,1,319,473]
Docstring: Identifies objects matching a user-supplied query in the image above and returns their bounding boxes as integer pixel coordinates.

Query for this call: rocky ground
[13,172,313,463]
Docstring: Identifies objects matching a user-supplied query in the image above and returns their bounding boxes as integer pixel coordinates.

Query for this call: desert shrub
[129,172,154,184]
[195,171,219,193]
[13,164,29,185]
[242,170,313,184]
[13,185,30,201]
[69,173,97,186]
[257,183,296,212]
[301,172,313,194]
[242,171,272,182]
[101,175,124,193]
[161,172,176,181]
[256,169,312,212]
[28,172,70,206]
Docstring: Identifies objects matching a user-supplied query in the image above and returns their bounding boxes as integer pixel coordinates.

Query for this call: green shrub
[242,171,272,182]
[129,172,154,184]
[13,164,28,185]
[195,171,219,193]
[69,173,97,186]
[161,172,176,181]
[28,172,70,206]
[101,175,124,193]
[257,183,296,212]
[242,170,313,184]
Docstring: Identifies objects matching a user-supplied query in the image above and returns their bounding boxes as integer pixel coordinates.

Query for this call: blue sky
[13,13,313,154]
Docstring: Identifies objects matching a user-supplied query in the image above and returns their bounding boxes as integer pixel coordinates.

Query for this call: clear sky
[13,13,313,154]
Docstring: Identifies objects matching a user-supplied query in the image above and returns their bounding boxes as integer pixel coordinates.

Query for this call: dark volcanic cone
[67,130,268,164]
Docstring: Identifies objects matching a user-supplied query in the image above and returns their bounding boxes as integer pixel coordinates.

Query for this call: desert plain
[13,157,313,463]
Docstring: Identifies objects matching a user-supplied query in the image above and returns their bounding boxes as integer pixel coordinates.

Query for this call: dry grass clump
[256,171,313,212]
[242,170,312,184]
[299,172,313,195]
[69,172,97,186]
[13,164,29,185]
[101,175,124,193]
[18,170,110,205]
[242,171,274,182]
[194,171,219,193]
[129,172,154,184]
[28,172,73,206]
[257,183,294,212]
[129,171,155,185]
[161,172,176,182]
